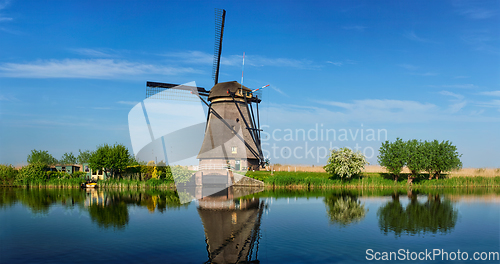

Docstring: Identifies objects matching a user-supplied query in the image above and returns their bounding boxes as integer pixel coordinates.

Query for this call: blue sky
[0,0,499,167]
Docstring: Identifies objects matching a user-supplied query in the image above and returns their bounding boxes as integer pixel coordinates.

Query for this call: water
[1,188,499,263]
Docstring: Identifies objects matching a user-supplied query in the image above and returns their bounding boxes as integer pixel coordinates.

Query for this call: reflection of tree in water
[88,201,129,230]
[324,193,367,226]
[377,193,458,236]
[86,190,189,229]
[0,188,85,214]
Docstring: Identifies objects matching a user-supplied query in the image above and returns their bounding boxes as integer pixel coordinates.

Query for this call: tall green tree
[405,139,429,184]
[59,152,77,164]
[323,147,368,179]
[377,138,407,182]
[77,149,92,164]
[27,149,57,166]
[425,140,462,179]
[88,143,131,179]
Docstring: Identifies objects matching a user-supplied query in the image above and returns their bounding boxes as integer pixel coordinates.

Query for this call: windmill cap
[208,81,251,101]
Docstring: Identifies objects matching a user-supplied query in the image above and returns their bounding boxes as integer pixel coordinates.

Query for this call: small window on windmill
[231,146,237,154]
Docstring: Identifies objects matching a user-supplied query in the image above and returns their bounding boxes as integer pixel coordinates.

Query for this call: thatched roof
[208,81,251,101]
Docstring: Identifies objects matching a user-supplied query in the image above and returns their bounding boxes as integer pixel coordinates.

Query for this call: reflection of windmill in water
[197,187,265,263]
[137,9,265,192]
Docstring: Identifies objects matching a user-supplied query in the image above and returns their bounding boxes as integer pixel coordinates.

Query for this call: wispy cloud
[265,97,496,126]
[411,72,439,76]
[440,90,464,100]
[342,25,367,31]
[269,85,289,97]
[117,100,140,105]
[479,90,500,97]
[0,59,201,79]
[439,91,467,113]
[313,99,438,123]
[477,99,500,112]
[459,8,496,19]
[428,84,477,89]
[454,75,469,79]
[461,31,500,55]
[162,51,317,69]
[70,48,119,57]
[326,61,342,66]
[0,93,18,101]
[0,0,12,21]
[403,31,436,43]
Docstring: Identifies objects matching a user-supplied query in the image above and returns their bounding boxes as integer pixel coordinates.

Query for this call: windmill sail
[212,8,226,85]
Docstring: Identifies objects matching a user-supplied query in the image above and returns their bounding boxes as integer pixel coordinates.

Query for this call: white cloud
[479,91,500,97]
[313,99,438,123]
[411,72,439,76]
[117,100,140,105]
[0,59,201,79]
[439,91,467,113]
[461,32,500,55]
[326,61,342,66]
[269,85,289,97]
[440,90,464,100]
[162,51,317,69]
[428,84,477,89]
[70,48,117,57]
[0,0,13,23]
[460,8,496,19]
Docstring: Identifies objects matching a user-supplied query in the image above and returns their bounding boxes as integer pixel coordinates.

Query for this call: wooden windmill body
[197,81,262,171]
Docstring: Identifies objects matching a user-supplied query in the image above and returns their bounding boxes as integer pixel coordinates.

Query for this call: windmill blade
[146,81,209,101]
[212,8,226,85]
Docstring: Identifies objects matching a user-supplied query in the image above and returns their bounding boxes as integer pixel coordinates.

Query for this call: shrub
[171,165,193,184]
[17,163,48,185]
[324,147,368,179]
[0,164,18,185]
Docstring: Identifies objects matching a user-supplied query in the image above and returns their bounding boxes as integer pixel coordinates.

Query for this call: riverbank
[2,171,500,189]
[245,171,500,188]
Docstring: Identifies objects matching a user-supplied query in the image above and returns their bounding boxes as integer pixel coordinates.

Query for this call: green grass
[245,171,500,189]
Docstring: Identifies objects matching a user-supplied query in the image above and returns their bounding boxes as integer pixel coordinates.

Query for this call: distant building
[49,163,107,180]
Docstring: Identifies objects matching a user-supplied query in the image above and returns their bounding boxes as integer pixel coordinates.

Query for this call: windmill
[144,9,265,173]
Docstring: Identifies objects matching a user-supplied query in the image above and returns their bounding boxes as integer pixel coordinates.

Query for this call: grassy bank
[1,178,176,189]
[3,170,500,190]
[245,171,500,188]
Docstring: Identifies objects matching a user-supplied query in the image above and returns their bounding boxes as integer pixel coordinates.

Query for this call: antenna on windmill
[212,8,226,85]
[240,52,245,91]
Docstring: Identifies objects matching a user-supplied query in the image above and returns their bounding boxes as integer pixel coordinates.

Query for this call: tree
[377,193,458,236]
[59,152,77,164]
[88,143,131,179]
[77,149,92,164]
[377,138,407,182]
[425,140,462,179]
[323,147,368,179]
[324,194,367,226]
[405,139,429,184]
[27,149,57,166]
